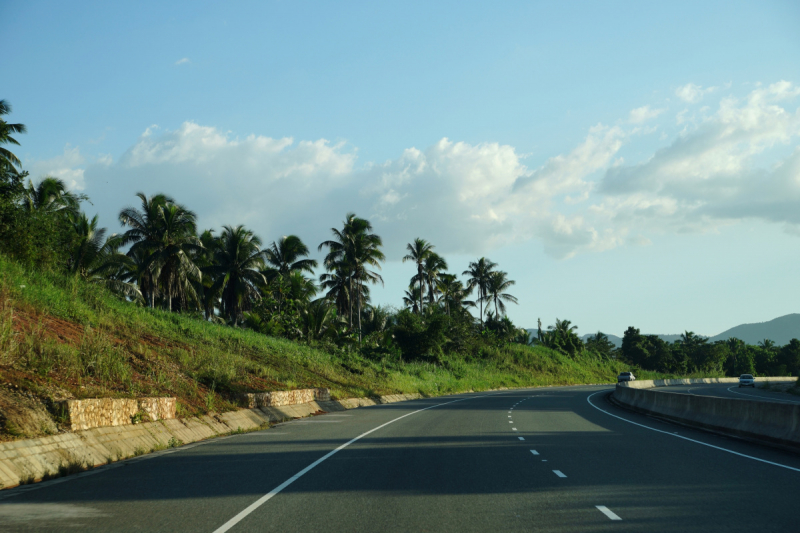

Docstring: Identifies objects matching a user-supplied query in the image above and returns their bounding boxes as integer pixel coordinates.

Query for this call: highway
[1,385,799,532]
[651,382,800,404]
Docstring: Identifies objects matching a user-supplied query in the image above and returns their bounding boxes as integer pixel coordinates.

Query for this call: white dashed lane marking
[512,428,518,431]
[530,450,539,455]
[553,470,566,478]
[518,437,525,441]
[596,506,622,520]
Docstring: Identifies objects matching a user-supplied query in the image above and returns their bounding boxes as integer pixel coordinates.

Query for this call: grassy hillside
[0,254,672,442]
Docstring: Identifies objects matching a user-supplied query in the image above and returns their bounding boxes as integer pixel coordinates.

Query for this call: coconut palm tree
[264,235,318,281]
[204,225,268,324]
[403,285,424,314]
[319,213,384,340]
[67,212,142,301]
[319,269,351,320]
[0,100,26,176]
[300,298,341,342]
[403,238,435,314]
[485,270,518,317]
[22,176,81,216]
[421,253,448,307]
[463,257,497,326]
[119,193,202,311]
[436,273,475,317]
[758,339,776,351]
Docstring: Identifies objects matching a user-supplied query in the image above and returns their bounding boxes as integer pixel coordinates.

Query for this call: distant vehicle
[617,372,635,383]
[738,374,755,388]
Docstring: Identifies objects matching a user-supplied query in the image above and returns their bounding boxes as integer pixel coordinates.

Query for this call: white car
[617,372,636,383]
[738,374,755,388]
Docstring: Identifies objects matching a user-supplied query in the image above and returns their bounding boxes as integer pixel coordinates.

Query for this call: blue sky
[3,0,800,336]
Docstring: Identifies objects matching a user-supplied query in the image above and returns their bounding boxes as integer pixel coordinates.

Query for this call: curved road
[1,385,799,532]
[651,382,800,404]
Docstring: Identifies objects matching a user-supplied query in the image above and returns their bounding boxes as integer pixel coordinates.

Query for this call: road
[1,385,799,532]
[651,382,800,404]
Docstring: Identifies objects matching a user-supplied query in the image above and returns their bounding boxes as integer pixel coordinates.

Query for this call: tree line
[532,319,800,377]
[0,100,526,360]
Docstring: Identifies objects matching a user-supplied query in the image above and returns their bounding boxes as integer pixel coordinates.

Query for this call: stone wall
[59,398,177,431]
[239,388,331,408]
[0,392,425,490]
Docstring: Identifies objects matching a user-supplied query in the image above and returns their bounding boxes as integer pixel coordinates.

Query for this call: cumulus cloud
[599,81,800,233]
[675,82,716,104]
[46,80,800,261]
[28,145,87,190]
[175,58,190,66]
[628,105,665,124]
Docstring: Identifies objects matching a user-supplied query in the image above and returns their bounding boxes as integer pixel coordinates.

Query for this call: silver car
[617,372,636,383]
[738,374,755,388]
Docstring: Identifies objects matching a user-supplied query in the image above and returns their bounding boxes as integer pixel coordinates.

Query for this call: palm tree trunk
[418,264,423,315]
[357,278,362,343]
[479,289,483,327]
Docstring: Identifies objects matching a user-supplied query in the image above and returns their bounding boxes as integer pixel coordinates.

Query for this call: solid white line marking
[553,470,566,478]
[530,450,539,455]
[212,394,487,533]
[586,390,800,473]
[518,437,525,440]
[596,505,622,520]
[726,386,800,404]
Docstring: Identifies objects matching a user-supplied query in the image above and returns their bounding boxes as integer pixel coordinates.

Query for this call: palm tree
[0,100,26,176]
[300,298,341,342]
[421,253,448,307]
[22,176,81,216]
[485,270,518,317]
[403,238,435,314]
[758,339,776,351]
[403,285,424,314]
[679,331,707,349]
[435,274,475,317]
[463,257,497,326]
[264,235,318,281]
[67,212,142,301]
[319,213,384,340]
[204,225,268,324]
[319,268,351,320]
[119,193,202,311]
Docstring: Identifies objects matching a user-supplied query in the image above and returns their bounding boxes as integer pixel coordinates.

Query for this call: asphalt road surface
[651,382,800,405]
[1,385,799,532]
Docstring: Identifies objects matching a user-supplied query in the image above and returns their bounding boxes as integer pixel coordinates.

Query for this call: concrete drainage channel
[611,377,800,452]
[0,389,423,491]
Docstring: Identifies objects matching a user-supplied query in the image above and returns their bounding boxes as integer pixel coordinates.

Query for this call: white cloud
[175,58,190,66]
[599,81,800,233]
[28,145,87,191]
[629,105,665,124]
[675,82,716,104]
[44,80,800,261]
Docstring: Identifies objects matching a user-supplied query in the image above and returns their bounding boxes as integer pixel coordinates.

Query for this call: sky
[3,0,800,337]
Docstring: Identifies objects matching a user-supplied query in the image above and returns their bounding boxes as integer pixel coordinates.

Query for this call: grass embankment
[0,254,673,442]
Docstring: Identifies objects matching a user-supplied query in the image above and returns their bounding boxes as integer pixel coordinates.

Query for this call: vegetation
[3,98,783,443]
[616,327,800,377]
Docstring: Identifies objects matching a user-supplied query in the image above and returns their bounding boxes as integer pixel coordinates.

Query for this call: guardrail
[612,377,800,451]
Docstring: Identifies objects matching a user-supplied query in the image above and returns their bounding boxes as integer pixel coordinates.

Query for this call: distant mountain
[709,313,800,345]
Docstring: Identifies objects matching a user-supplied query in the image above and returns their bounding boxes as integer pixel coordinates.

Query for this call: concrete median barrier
[613,378,800,451]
